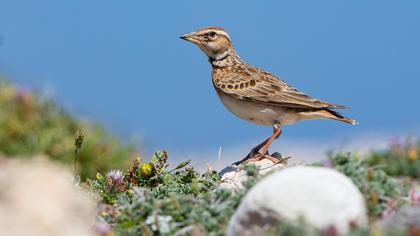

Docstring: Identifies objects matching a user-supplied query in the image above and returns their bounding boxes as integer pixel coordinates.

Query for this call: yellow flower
[141,163,153,177]
[127,189,135,195]
[96,172,103,180]
[0,85,16,102]
[407,148,418,161]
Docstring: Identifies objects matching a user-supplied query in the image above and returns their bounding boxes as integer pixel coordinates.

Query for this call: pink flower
[381,199,398,220]
[15,88,33,104]
[323,225,339,236]
[409,187,420,204]
[381,208,396,220]
[106,170,126,192]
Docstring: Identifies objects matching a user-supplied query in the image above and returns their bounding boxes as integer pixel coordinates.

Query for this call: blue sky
[0,1,419,161]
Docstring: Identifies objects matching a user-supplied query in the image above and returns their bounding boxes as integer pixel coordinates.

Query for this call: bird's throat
[209,50,241,68]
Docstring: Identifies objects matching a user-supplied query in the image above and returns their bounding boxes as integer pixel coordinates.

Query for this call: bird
[180,27,358,165]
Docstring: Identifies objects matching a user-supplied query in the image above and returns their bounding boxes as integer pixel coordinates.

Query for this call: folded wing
[213,68,348,110]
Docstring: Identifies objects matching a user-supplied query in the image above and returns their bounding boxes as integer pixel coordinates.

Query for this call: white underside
[217,92,305,126]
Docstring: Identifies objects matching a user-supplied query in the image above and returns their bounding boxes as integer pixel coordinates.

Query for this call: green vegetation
[91,150,244,235]
[90,152,413,236]
[0,79,136,179]
[365,138,420,178]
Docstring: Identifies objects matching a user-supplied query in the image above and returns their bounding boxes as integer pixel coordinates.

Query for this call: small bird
[180,27,357,165]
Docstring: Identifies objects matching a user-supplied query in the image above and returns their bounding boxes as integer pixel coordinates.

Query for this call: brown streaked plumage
[181,26,358,165]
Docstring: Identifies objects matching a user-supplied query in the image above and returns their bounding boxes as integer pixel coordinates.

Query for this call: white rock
[219,159,286,190]
[227,166,367,235]
[0,158,97,236]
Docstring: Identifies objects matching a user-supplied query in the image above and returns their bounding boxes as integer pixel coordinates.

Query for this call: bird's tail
[323,109,358,125]
[300,109,358,125]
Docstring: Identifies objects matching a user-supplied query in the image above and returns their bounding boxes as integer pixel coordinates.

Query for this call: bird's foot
[233,151,291,166]
[259,152,291,165]
[252,152,290,165]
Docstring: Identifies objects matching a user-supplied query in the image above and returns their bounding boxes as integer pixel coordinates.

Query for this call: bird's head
[180,27,233,61]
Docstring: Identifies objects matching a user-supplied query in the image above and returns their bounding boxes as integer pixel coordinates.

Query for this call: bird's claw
[233,151,291,166]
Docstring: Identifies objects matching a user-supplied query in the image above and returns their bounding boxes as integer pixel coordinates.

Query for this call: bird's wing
[214,68,348,109]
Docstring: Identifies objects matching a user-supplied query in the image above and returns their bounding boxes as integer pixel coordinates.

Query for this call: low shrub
[0,79,136,179]
[364,138,420,178]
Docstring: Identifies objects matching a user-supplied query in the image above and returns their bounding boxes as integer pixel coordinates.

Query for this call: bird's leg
[246,137,271,158]
[255,124,282,161]
[232,124,282,165]
[232,138,270,165]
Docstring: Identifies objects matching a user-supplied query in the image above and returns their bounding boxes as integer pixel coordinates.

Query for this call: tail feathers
[301,109,358,125]
[325,109,358,125]
[329,103,351,110]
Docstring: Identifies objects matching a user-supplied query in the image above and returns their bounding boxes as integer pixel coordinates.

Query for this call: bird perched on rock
[180,27,357,165]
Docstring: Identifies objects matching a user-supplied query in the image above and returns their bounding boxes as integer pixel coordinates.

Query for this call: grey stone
[227,166,367,235]
[380,204,420,233]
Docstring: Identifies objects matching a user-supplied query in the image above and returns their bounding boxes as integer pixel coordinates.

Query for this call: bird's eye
[205,31,217,40]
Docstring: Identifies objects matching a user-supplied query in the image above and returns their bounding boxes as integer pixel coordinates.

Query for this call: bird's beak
[180,31,201,44]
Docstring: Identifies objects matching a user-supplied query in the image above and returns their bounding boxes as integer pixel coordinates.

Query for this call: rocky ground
[1,151,419,236]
